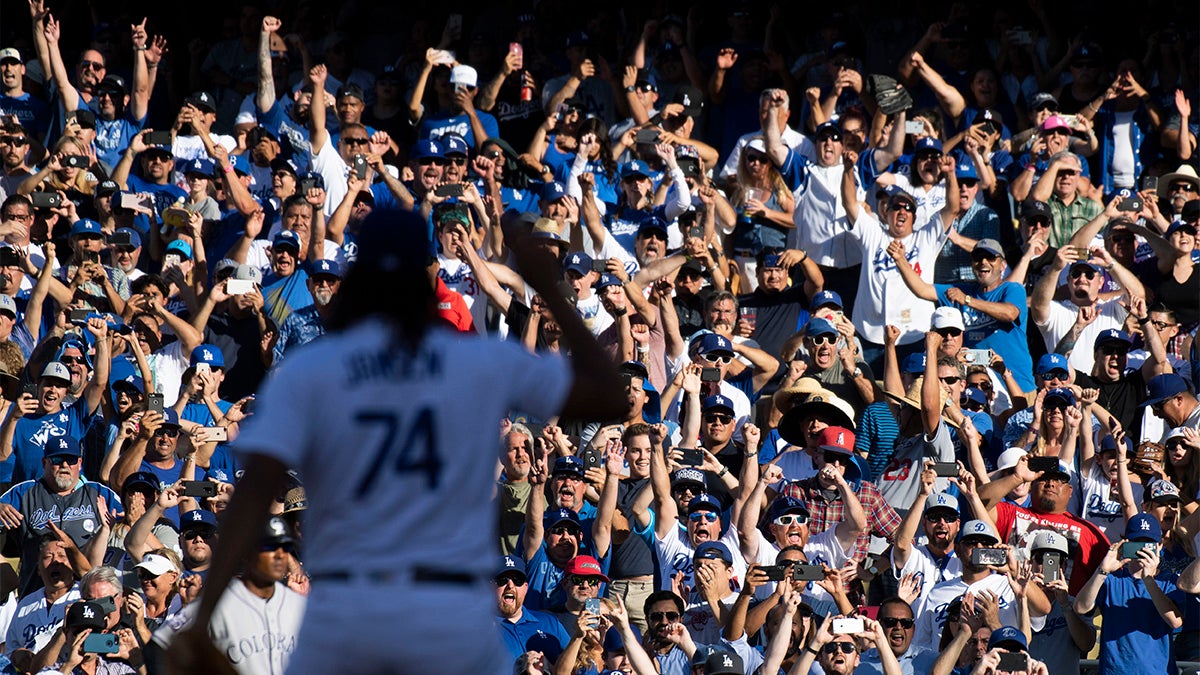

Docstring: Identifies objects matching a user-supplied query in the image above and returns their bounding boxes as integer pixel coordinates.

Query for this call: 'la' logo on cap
[83,606,94,618]
[1140,519,1150,531]
[722,655,733,667]
[202,349,213,360]
[505,558,515,567]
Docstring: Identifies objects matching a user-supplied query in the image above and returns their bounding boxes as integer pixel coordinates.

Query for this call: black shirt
[1075,368,1147,438]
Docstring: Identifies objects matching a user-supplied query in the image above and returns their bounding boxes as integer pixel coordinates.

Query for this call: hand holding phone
[832,617,864,634]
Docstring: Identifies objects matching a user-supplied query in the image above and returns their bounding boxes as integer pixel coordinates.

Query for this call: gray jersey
[876,422,955,517]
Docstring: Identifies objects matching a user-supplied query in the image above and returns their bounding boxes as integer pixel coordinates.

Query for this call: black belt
[309,566,477,586]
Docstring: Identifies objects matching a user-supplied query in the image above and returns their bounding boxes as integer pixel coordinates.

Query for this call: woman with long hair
[729,137,794,290]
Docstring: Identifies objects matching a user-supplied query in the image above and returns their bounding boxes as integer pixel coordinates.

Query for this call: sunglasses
[688,511,719,523]
[1044,400,1069,411]
[808,335,837,346]
[970,380,993,391]
[1108,233,1134,244]
[1098,345,1128,356]
[483,150,504,159]
[261,542,296,554]
[880,617,915,629]
[817,132,843,143]
[1148,319,1173,330]
[1040,370,1069,381]
[703,412,733,425]
[136,570,162,581]
[419,157,447,167]
[342,137,370,147]
[959,179,979,188]
[939,376,961,385]
[773,514,807,526]
[823,642,856,655]
[569,575,601,587]
[494,574,526,587]
[1069,269,1097,280]
[1170,182,1198,193]
[672,485,699,496]
[153,427,181,438]
[548,525,581,537]
[182,529,216,541]
[46,455,79,466]
[744,153,769,165]
[891,200,917,213]
[0,136,28,146]
[1027,218,1050,229]
[80,60,106,70]
[702,354,732,365]
[822,452,850,466]
[447,156,468,166]
[924,512,958,523]
[59,356,87,366]
[1034,104,1058,113]
[937,328,963,337]
[649,611,680,623]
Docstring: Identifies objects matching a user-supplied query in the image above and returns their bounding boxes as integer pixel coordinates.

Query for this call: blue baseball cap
[1144,373,1189,408]
[180,509,218,530]
[901,353,926,374]
[308,258,343,278]
[185,157,216,176]
[593,273,622,290]
[805,317,838,338]
[1095,328,1132,349]
[693,541,732,563]
[1035,353,1069,376]
[813,121,841,141]
[411,139,444,160]
[165,239,193,260]
[495,555,527,581]
[112,374,145,394]
[230,153,251,175]
[620,160,651,180]
[113,227,142,248]
[988,626,1028,652]
[541,181,568,202]
[810,290,843,311]
[687,493,722,514]
[552,455,585,478]
[637,216,669,238]
[563,251,593,276]
[440,134,469,157]
[70,219,104,238]
[121,471,160,495]
[914,137,943,155]
[190,344,225,368]
[955,160,978,180]
[272,230,302,253]
[43,436,82,459]
[701,394,735,415]
[1124,513,1163,542]
[692,332,734,357]
[603,624,641,653]
[962,386,988,407]
[1068,258,1102,275]
[543,507,581,529]
[766,495,809,522]
[1165,219,1198,237]
[160,408,181,427]
[1044,387,1076,407]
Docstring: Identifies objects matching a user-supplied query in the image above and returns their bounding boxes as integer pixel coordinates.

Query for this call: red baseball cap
[816,426,856,456]
[563,555,610,583]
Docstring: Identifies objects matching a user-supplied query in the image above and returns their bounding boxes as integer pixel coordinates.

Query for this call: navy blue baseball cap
[813,121,841,141]
[308,258,343,279]
[988,626,1028,652]
[637,216,669,238]
[1035,353,1069,376]
[552,455,586,478]
[70,219,104,238]
[1044,387,1076,407]
[806,317,838,338]
[901,353,926,374]
[670,467,706,490]
[160,408,181,428]
[122,471,160,495]
[541,181,568,202]
[692,332,734,357]
[185,157,216,177]
[603,624,641,653]
[962,386,988,407]
[593,273,622,290]
[1095,328,1132,349]
[112,375,145,395]
[543,507,581,529]
[810,290,843,311]
[44,436,82,459]
[495,554,527,581]
[1125,513,1163,542]
[687,493,722,514]
[190,344,225,368]
[766,495,809,522]
[440,134,469,157]
[563,251,593,276]
[113,227,142,248]
[701,394,735,415]
[1144,373,1189,408]
[914,137,943,155]
[181,509,218,530]
[693,541,733,563]
[411,139,444,160]
[620,160,652,180]
[272,230,302,253]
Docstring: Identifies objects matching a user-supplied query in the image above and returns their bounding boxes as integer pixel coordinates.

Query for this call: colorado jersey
[235,320,571,580]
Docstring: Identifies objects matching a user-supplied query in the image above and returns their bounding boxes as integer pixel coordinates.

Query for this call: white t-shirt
[848,211,946,345]
[1109,111,1137,188]
[1034,297,1127,374]
[310,139,350,216]
[789,162,863,267]
[148,339,189,406]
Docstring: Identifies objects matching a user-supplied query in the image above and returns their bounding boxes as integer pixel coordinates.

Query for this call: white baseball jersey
[745,524,850,615]
[1034,297,1126,374]
[152,581,306,675]
[914,573,1020,651]
[237,319,571,580]
[891,539,962,610]
[3,585,80,654]
[847,211,946,345]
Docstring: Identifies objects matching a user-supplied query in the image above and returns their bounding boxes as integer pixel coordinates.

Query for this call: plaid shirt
[779,477,902,562]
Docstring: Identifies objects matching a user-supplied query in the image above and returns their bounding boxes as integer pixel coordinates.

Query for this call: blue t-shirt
[259,99,314,170]
[497,609,572,665]
[934,281,1034,392]
[6,398,96,484]
[93,113,146,170]
[0,93,50,138]
[181,400,233,427]
[262,269,312,327]
[137,459,208,526]
[125,175,187,225]
[418,111,499,149]
[1095,568,1186,675]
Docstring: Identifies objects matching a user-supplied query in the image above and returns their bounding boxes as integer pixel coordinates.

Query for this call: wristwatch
[852,367,863,379]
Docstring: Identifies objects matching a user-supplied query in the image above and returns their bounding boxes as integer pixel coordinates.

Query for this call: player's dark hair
[327,210,434,351]
[878,596,913,618]
[644,590,684,617]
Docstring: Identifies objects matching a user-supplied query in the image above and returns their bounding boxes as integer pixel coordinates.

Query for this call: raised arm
[307,65,330,155]
[40,14,79,112]
[521,440,549,562]
[1029,246,1072,326]
[591,440,624,559]
[909,52,965,121]
[256,16,280,113]
[81,318,110,415]
[892,464,936,570]
[831,466,867,551]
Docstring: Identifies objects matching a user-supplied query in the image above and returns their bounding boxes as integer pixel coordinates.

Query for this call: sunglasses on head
[650,611,680,623]
[880,616,915,629]
[823,642,856,655]
[688,511,719,523]
[773,514,807,526]
[703,412,733,425]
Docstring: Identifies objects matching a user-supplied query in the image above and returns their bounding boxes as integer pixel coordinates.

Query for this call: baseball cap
[1030,531,1068,555]
[810,290,843,311]
[1098,434,1133,455]
[233,264,263,286]
[552,455,586,478]
[1040,115,1071,134]
[766,495,809,523]
[440,134,469,157]
[135,553,178,577]
[411,139,444,160]
[687,493,722,514]
[69,109,96,130]
[283,487,307,514]
[43,436,82,460]
[530,228,569,248]
[180,509,218,530]
[272,230,302,253]
[901,353,926,374]
[693,541,733,564]
[670,468,706,491]
[602,625,641,654]
[962,386,988,407]
[704,648,744,675]
[165,239,193,260]
[1020,200,1052,223]
[1044,387,1076,407]
[988,626,1028,652]
[41,361,73,384]
[0,295,14,320]
[113,227,142,248]
[70,219,104,238]
[671,85,704,118]
[701,394,735,415]
[959,519,1000,544]
[544,507,580,530]
[813,122,842,141]
[1144,373,1189,408]
[541,181,568,203]
[816,426,855,456]
[336,83,365,102]
[1030,92,1058,111]
[994,447,1027,473]
[1166,220,1198,237]
[637,216,669,239]
[308,258,343,279]
[973,238,1004,258]
[1032,458,1072,484]
[1147,478,1182,504]
[184,157,216,177]
[0,48,22,65]
[122,471,160,495]
[618,359,650,381]
[955,160,979,180]
[931,306,965,331]
[925,492,959,515]
[1095,328,1132,349]
[190,344,225,369]
[1124,513,1163,542]
[185,91,217,113]
[692,332,735,357]
[593,273,622,290]
[620,160,652,180]
[778,391,857,444]
[1035,353,1069,377]
[65,601,107,631]
[159,408,181,428]
[913,137,943,155]
[495,555,527,583]
[805,317,838,338]
[563,555,610,582]
[562,251,593,276]
[262,515,295,546]
[450,65,478,88]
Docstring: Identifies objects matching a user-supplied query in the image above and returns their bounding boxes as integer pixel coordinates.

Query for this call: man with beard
[495,554,570,664]
[2,538,82,654]
[0,127,34,196]
[979,456,1109,596]
[2,319,110,484]
[640,591,695,674]
[734,249,823,378]
[273,259,340,362]
[889,473,964,610]
[108,227,144,282]
[0,435,119,598]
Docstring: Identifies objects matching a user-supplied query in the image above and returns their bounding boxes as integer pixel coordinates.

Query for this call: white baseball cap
[134,553,178,577]
[932,306,965,331]
[0,48,22,65]
[0,295,15,318]
[994,447,1027,473]
[450,65,477,88]
[40,361,72,383]
[1030,531,1068,555]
